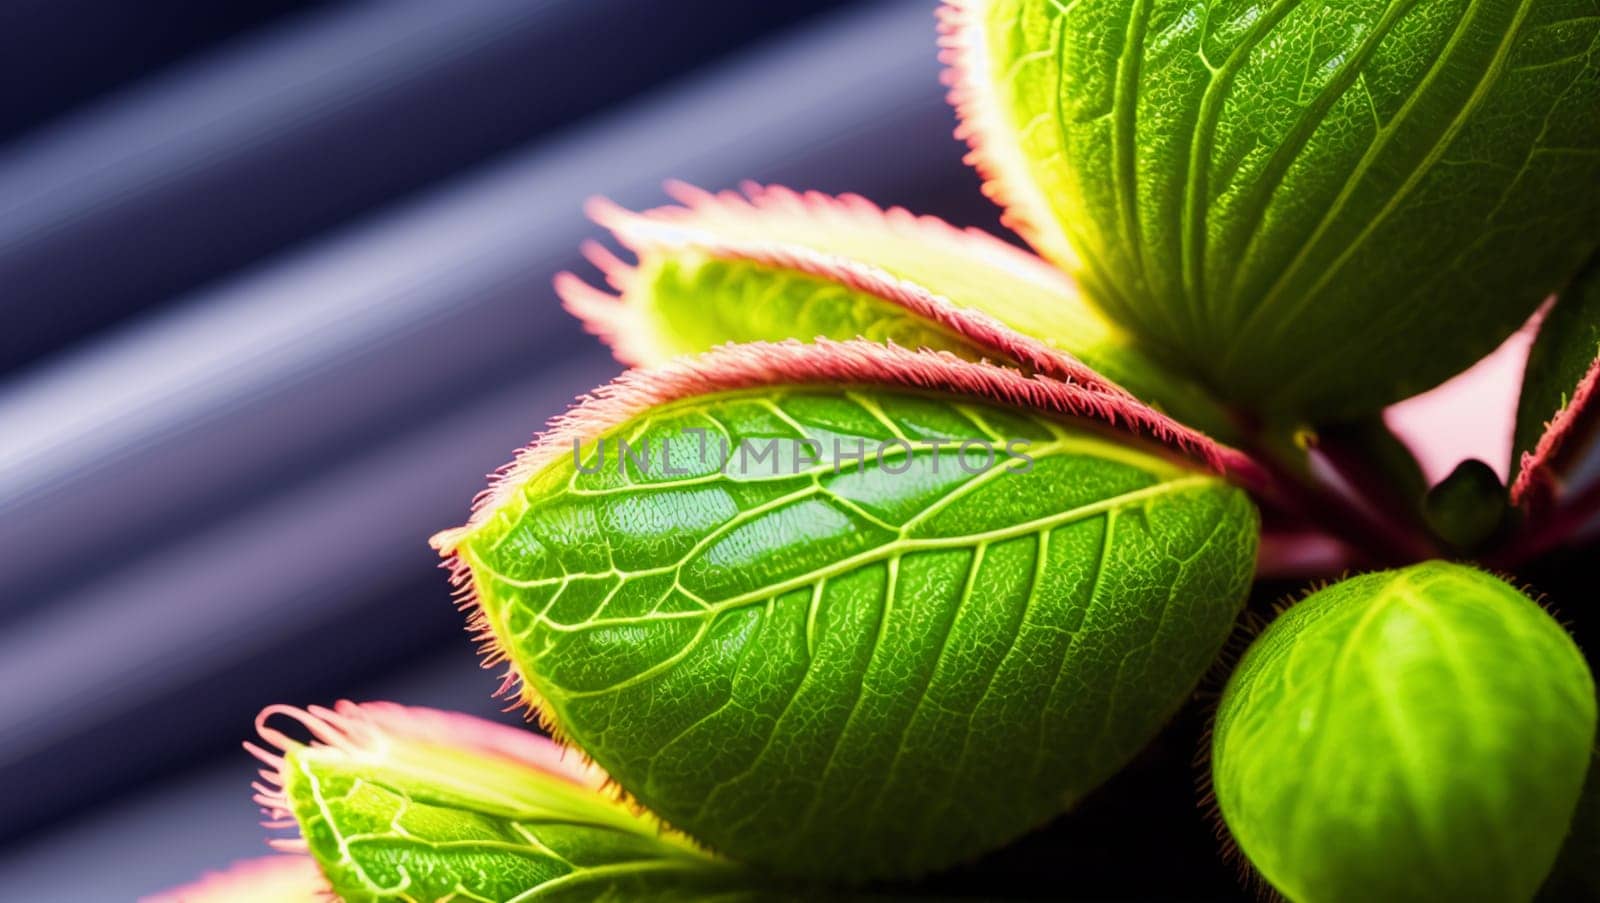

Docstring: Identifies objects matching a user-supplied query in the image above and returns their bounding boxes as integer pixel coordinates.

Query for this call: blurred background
[2,2,1590,901]
[0,1,1019,897]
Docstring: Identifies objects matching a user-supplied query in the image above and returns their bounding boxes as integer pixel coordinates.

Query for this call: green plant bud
[1213,562,1596,902]
[1422,458,1509,554]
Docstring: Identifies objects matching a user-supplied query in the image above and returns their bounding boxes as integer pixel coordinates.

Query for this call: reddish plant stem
[1246,433,1435,569]
[1314,418,1431,543]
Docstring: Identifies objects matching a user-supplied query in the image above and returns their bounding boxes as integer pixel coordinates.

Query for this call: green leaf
[953,0,1600,418]
[632,253,981,360]
[558,183,1241,441]
[251,701,756,902]
[435,343,1259,880]
[1512,256,1600,508]
[1212,562,1597,903]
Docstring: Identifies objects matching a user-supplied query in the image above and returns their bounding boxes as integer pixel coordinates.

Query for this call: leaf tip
[248,701,606,835]
[554,267,671,368]
[427,525,467,555]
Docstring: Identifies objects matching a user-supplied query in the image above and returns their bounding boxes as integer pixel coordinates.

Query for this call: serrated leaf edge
[937,0,1077,272]
[559,180,1126,397]
[245,700,607,854]
[1512,351,1600,510]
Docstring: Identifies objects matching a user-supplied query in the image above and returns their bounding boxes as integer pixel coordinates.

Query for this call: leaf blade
[557,183,1241,440]
[437,344,1260,880]
[958,0,1600,417]
[249,701,746,903]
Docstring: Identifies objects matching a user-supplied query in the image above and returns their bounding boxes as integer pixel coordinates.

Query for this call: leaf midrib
[505,474,1214,636]
[510,474,1214,709]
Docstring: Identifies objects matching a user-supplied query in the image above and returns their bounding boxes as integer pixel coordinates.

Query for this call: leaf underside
[966,0,1600,417]
[1213,562,1597,903]
[447,380,1258,880]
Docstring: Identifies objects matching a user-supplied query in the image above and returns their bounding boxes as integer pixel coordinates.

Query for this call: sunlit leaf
[557,182,1240,440]
[948,0,1600,418]
[249,701,756,902]
[433,340,1259,880]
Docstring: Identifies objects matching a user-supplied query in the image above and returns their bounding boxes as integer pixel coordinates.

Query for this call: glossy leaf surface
[558,183,1240,440]
[958,0,1600,417]
[437,349,1259,880]
[251,702,748,902]
[1513,258,1600,507]
[1213,562,1596,903]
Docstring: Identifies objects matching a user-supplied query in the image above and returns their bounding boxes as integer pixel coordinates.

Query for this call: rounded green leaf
[1213,562,1597,902]
[437,347,1259,880]
[959,0,1600,417]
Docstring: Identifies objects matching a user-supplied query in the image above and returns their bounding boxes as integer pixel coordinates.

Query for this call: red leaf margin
[1511,355,1600,511]
[244,700,606,854]
[558,180,1132,399]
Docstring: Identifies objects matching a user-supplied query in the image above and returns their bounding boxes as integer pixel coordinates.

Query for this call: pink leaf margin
[937,0,1076,270]
[1511,355,1600,510]
[557,180,1128,398]
[432,339,1259,555]
[245,700,604,854]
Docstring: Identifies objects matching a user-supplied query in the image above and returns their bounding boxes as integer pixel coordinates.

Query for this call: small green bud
[1422,459,1509,554]
[1213,562,1595,902]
